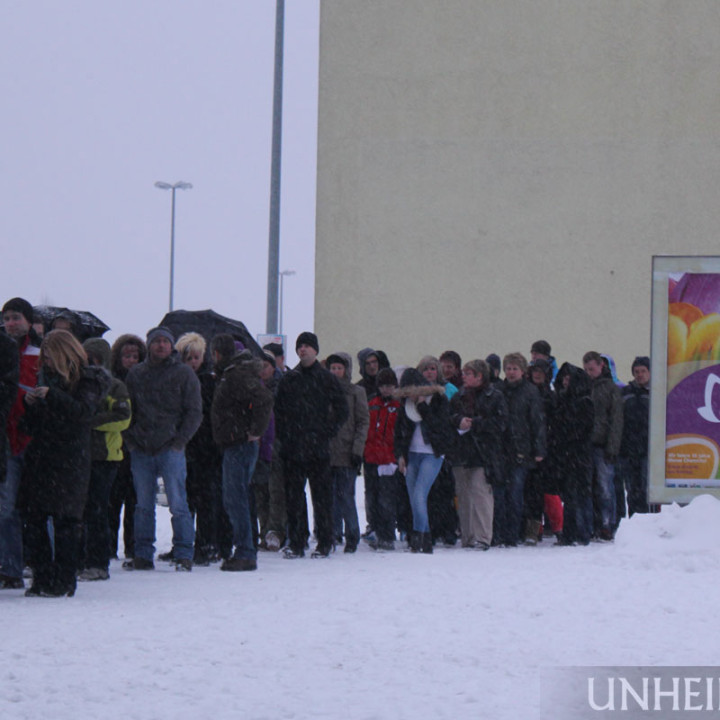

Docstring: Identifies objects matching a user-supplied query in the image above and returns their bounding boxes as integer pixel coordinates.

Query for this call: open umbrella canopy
[158,309,263,357]
[32,305,110,342]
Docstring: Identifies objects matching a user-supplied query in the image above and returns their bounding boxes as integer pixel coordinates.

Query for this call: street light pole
[279,269,296,335]
[155,180,193,312]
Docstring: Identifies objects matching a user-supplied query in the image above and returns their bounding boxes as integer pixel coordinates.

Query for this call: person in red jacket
[0,297,40,590]
[363,368,401,551]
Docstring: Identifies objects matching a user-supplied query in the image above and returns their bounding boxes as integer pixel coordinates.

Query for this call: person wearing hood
[582,351,624,541]
[530,340,559,383]
[356,347,389,403]
[78,338,131,582]
[122,326,202,571]
[18,330,109,597]
[553,363,595,545]
[211,335,273,572]
[394,367,454,553]
[327,352,370,553]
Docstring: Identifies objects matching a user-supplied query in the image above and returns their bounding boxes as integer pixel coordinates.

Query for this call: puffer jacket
[328,352,369,467]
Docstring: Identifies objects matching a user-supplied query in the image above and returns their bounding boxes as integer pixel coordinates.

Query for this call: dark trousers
[83,461,117,570]
[560,456,594,545]
[364,463,399,543]
[108,457,135,558]
[284,457,332,554]
[427,460,458,543]
[187,457,232,561]
[332,466,360,547]
[25,512,82,595]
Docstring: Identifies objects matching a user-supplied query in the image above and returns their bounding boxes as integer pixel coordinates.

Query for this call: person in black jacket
[553,363,595,545]
[494,353,546,547]
[448,359,507,550]
[394,368,455,553]
[618,356,656,517]
[0,332,19,487]
[274,332,348,559]
[19,330,108,597]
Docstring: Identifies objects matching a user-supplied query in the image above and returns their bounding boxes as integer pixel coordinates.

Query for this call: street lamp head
[155,181,193,191]
[280,269,296,277]
[154,181,172,190]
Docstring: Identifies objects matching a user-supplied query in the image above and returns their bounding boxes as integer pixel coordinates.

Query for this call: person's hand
[459,417,472,431]
[248,434,260,442]
[398,457,407,475]
[535,456,544,463]
[25,386,49,404]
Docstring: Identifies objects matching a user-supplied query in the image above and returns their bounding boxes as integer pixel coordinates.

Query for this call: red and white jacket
[7,334,40,456]
[364,395,401,466]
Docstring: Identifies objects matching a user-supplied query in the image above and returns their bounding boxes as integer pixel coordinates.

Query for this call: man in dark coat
[0,333,19,486]
[274,332,348,558]
[123,327,202,571]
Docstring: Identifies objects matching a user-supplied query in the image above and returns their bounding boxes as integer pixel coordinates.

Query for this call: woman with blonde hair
[18,329,108,597]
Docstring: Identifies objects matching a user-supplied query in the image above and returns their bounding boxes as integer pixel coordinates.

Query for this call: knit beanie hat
[485,353,501,373]
[296,331,319,354]
[531,340,552,357]
[146,326,175,345]
[83,338,112,369]
[2,297,34,323]
[262,350,276,368]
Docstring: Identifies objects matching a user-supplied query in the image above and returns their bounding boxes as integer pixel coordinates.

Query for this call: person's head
[111,334,146,376]
[376,367,398,399]
[210,333,237,370]
[503,352,528,383]
[528,358,551,388]
[2,297,33,340]
[175,332,207,373]
[631,356,651,387]
[462,359,489,389]
[530,339,552,363]
[440,350,462,380]
[485,353,501,380]
[363,353,380,377]
[263,342,285,371]
[83,338,111,369]
[582,351,606,380]
[51,310,78,336]
[260,351,276,382]
[296,331,319,367]
[146,326,175,364]
[40,329,87,388]
[326,353,349,380]
[417,355,444,385]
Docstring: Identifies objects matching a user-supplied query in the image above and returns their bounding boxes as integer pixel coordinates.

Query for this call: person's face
[260,360,275,381]
[32,322,45,339]
[462,368,482,389]
[329,362,346,379]
[529,368,545,387]
[184,349,204,373]
[441,360,458,379]
[562,373,571,389]
[275,354,285,370]
[379,383,396,399]
[149,337,172,362]
[504,363,524,383]
[2,310,30,339]
[52,318,72,332]
[365,355,379,377]
[422,364,438,383]
[297,343,317,366]
[633,365,650,387]
[121,344,140,370]
[584,359,604,380]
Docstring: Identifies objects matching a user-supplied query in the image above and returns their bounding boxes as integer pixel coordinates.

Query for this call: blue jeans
[332,466,360,546]
[0,453,24,579]
[222,442,259,561]
[592,448,616,532]
[493,465,528,545]
[405,452,444,533]
[131,449,194,561]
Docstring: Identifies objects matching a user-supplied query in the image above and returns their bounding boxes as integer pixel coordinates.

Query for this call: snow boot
[421,532,434,554]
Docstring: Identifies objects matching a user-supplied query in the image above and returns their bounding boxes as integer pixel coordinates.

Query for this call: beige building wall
[315,1,720,381]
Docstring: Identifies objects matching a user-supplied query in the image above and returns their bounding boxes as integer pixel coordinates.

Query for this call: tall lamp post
[155,180,193,312]
[279,269,296,336]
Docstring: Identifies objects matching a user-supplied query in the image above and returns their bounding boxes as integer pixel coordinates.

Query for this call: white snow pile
[3,493,720,720]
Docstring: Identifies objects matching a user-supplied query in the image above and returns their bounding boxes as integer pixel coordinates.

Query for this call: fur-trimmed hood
[394,383,446,400]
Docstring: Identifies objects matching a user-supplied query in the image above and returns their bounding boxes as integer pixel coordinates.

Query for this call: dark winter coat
[18,366,109,518]
[448,384,508,485]
[394,380,455,461]
[0,332,19,483]
[502,378,546,469]
[186,365,222,467]
[211,352,274,450]
[275,360,349,463]
[619,380,649,458]
[90,374,131,462]
[125,354,202,456]
[589,371,624,459]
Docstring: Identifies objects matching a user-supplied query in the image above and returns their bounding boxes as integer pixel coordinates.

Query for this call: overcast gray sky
[1,1,320,361]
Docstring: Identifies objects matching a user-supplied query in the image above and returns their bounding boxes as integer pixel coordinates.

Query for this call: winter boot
[409,531,422,553]
[524,519,542,546]
[421,532,434,554]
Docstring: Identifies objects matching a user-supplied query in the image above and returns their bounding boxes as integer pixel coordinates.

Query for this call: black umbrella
[32,305,110,342]
[158,309,263,357]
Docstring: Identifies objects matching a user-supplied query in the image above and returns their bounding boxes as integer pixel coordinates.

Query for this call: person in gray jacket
[123,327,202,571]
[327,353,369,553]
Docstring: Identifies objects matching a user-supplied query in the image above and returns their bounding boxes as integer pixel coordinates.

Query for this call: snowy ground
[3,490,720,720]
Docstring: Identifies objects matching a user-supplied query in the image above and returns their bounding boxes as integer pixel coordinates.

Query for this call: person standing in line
[122,327,202,572]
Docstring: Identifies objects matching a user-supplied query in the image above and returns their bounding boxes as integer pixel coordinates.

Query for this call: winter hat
[528,358,551,380]
[632,356,650,372]
[83,338,112,369]
[296,331,319,354]
[485,353,501,373]
[263,342,284,358]
[146,326,175,345]
[2,297,34,323]
[376,367,398,387]
[326,353,349,369]
[262,350,276,368]
[399,367,429,389]
[531,340,552,357]
[234,340,245,353]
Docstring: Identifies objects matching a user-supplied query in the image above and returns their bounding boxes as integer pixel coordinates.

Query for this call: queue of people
[0,296,656,598]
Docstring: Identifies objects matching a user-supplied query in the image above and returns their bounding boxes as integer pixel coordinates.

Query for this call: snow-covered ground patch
[3,492,720,720]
